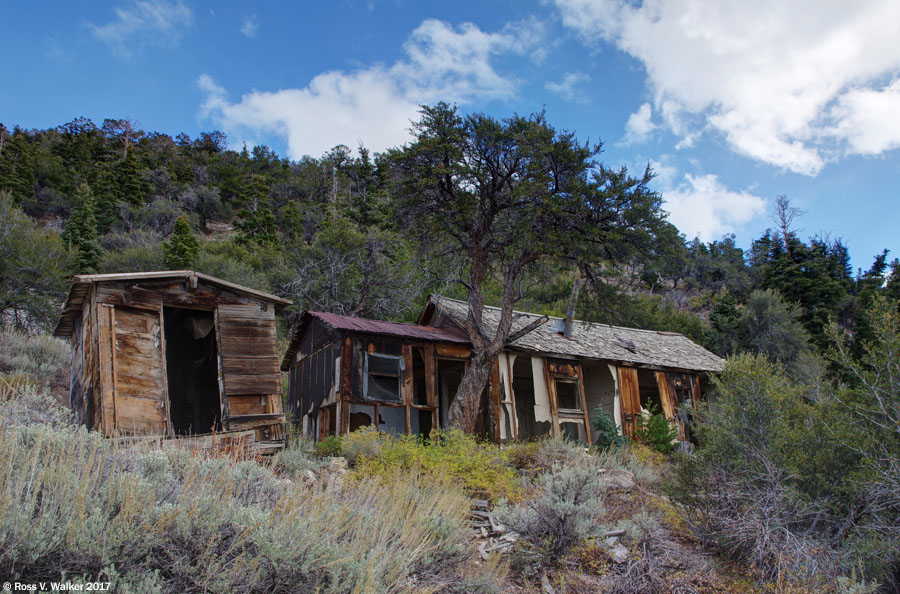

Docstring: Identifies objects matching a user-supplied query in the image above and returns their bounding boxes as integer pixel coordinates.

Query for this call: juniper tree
[388,103,663,432]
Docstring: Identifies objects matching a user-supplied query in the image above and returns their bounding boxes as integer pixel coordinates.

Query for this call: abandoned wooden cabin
[420,296,724,444]
[54,271,291,453]
[281,311,475,441]
[283,296,724,445]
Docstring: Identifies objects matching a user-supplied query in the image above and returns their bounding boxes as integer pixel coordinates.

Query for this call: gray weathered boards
[54,271,291,453]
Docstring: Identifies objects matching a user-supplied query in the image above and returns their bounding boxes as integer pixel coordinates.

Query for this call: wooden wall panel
[655,371,677,421]
[216,303,281,397]
[111,307,168,436]
[616,366,641,439]
[96,305,116,436]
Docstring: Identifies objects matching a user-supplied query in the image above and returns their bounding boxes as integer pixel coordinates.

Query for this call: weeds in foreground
[0,420,483,593]
[349,428,523,503]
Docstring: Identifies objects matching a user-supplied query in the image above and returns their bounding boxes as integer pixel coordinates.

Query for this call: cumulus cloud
[240,14,258,38]
[553,0,900,175]
[199,19,544,159]
[661,172,767,240]
[545,72,590,102]
[88,0,193,58]
[623,102,656,144]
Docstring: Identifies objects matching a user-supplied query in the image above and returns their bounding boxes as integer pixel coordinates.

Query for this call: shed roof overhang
[53,271,292,337]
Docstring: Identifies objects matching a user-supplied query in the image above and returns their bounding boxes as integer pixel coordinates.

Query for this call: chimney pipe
[563,271,585,338]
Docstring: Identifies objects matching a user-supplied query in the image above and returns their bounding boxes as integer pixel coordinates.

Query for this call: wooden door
[215,303,283,431]
[98,305,170,436]
[616,366,641,439]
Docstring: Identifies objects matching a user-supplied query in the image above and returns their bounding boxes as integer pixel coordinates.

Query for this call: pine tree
[62,183,102,273]
[117,145,144,205]
[0,127,35,205]
[164,214,200,269]
[93,165,120,233]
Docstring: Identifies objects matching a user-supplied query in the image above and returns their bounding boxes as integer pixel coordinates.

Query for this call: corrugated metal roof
[310,311,470,343]
[428,295,724,372]
[280,309,471,370]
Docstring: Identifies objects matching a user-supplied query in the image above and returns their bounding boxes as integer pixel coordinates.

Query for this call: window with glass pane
[556,380,581,410]
[365,353,403,402]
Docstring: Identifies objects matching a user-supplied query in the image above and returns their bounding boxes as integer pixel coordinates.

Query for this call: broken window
[349,403,376,431]
[378,405,406,434]
[364,353,404,403]
[560,419,587,443]
[556,379,581,411]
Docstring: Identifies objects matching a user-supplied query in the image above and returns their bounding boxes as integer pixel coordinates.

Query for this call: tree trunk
[446,349,495,434]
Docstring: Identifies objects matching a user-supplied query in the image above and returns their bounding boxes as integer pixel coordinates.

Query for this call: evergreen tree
[163,214,200,269]
[886,258,900,303]
[62,183,102,273]
[93,165,120,233]
[0,127,35,205]
[117,145,144,205]
[235,201,278,246]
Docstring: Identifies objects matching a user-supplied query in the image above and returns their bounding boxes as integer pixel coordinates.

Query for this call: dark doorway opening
[513,356,551,440]
[163,307,221,435]
[437,358,465,428]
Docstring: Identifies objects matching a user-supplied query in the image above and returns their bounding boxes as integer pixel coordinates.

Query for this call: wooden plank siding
[58,275,287,449]
[616,366,641,439]
[111,307,169,436]
[215,302,283,433]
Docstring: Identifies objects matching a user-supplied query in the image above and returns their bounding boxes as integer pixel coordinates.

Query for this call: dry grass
[0,417,485,593]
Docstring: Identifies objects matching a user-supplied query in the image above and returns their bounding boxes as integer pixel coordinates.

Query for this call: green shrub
[590,406,626,451]
[341,425,386,464]
[495,456,608,566]
[271,436,324,479]
[351,429,522,503]
[315,434,343,457]
[635,401,677,454]
[0,330,71,396]
[501,440,541,472]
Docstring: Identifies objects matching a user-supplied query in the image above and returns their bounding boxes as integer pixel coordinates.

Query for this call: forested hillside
[3,110,900,591]
[1,114,897,362]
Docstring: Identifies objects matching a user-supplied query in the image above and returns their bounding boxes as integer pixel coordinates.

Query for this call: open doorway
[437,358,465,428]
[513,356,552,440]
[163,307,222,435]
[583,363,617,442]
[637,369,662,414]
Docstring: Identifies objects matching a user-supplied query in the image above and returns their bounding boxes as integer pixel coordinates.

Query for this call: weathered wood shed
[54,271,291,453]
[280,310,475,441]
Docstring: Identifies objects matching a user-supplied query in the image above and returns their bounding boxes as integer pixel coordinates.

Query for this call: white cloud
[661,173,767,240]
[623,102,656,144]
[240,14,258,39]
[89,0,192,58]
[553,0,900,175]
[199,19,544,159]
[830,78,900,155]
[545,72,590,103]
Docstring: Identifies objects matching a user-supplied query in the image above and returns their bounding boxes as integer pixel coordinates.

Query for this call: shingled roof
[425,295,724,373]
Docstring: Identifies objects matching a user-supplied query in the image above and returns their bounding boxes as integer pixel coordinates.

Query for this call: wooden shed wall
[76,279,283,439]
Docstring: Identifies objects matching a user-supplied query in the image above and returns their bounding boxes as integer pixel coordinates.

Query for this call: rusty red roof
[281,309,471,370]
[310,311,470,343]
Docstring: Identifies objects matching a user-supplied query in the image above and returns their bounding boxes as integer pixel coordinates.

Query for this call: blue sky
[2,0,899,270]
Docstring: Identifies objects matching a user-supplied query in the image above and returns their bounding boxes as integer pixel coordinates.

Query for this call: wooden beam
[506,315,549,345]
